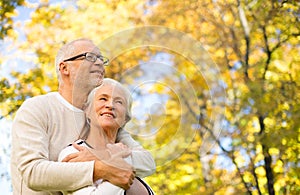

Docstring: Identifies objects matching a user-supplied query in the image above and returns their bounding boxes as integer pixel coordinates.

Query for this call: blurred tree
[0,0,148,118]
[146,0,300,194]
[0,0,24,39]
[1,0,299,194]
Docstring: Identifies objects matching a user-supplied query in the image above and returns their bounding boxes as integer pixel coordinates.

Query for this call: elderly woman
[58,78,155,195]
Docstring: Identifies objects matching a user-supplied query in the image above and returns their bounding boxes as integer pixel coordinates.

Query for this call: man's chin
[91,78,103,88]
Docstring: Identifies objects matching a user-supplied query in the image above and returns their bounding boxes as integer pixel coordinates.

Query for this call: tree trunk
[263,145,275,195]
[258,115,275,195]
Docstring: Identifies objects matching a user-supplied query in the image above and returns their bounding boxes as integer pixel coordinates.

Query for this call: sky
[0,0,65,78]
[1,1,36,80]
[0,119,12,194]
[0,1,60,193]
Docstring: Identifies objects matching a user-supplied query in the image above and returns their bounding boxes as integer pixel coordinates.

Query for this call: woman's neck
[85,124,118,150]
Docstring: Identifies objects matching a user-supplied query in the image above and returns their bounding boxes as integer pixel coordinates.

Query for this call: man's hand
[62,142,132,162]
[62,143,100,162]
[94,160,135,190]
[62,142,135,190]
[94,144,135,190]
[106,143,132,158]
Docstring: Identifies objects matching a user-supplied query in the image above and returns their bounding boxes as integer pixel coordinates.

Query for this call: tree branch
[237,0,250,80]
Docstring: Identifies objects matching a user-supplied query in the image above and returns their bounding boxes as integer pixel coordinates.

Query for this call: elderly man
[10,38,155,194]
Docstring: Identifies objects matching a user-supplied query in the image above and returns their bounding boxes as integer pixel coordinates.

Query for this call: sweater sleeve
[11,98,94,191]
[58,144,80,162]
[117,129,156,178]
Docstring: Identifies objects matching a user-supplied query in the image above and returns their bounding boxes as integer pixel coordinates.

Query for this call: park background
[0,0,299,194]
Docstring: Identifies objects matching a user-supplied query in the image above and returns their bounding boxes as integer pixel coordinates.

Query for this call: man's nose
[95,57,105,66]
[94,59,105,74]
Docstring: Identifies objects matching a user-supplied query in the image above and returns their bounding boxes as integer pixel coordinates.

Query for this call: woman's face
[90,83,128,131]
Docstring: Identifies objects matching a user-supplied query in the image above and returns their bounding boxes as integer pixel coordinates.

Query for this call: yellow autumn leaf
[269,148,280,155]
[255,166,266,176]
[243,172,253,183]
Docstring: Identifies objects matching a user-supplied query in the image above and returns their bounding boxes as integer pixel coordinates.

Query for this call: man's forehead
[73,41,100,53]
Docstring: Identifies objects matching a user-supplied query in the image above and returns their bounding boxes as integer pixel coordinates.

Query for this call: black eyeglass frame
[63,52,109,66]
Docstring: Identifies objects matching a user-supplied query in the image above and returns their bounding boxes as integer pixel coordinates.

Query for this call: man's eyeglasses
[63,52,109,66]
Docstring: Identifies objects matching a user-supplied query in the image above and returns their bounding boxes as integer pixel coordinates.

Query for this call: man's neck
[58,85,89,110]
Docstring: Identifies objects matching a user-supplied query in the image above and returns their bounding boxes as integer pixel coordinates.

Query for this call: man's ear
[59,62,69,75]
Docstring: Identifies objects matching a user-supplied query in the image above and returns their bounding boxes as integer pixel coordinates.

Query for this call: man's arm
[94,160,135,190]
[117,129,156,178]
[59,142,135,190]
[12,98,135,192]
[11,98,95,192]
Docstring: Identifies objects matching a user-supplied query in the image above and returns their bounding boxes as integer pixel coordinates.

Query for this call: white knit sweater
[11,92,155,195]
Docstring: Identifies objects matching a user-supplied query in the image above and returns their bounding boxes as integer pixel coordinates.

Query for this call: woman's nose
[105,100,114,109]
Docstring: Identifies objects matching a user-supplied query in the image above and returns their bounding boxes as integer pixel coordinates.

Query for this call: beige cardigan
[10,92,155,195]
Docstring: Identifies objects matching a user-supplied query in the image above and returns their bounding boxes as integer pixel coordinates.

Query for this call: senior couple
[10,39,156,194]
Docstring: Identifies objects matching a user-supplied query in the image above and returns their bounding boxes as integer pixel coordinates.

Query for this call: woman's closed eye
[115,99,123,104]
[99,97,107,101]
